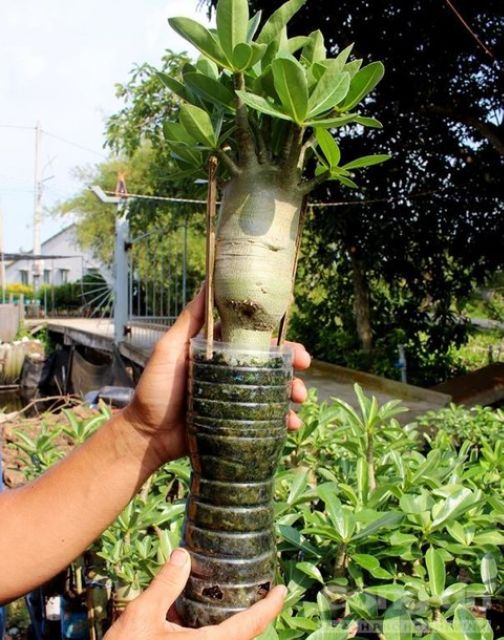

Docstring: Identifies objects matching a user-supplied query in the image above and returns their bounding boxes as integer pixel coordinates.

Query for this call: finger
[136,548,190,615]
[286,341,311,371]
[205,585,287,640]
[287,409,302,431]
[290,377,307,404]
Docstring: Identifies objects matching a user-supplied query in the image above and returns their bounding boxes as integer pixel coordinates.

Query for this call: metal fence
[126,217,191,347]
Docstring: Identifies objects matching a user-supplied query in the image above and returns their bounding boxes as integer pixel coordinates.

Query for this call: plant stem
[217,148,241,176]
[298,134,316,170]
[366,433,377,493]
[234,73,256,166]
[300,170,331,194]
[334,544,347,578]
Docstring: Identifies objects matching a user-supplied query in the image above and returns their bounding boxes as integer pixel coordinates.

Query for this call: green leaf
[232,42,253,70]
[431,488,480,530]
[354,115,383,128]
[426,546,445,597]
[352,511,403,541]
[365,584,408,601]
[170,143,202,167]
[347,592,378,620]
[278,524,321,557]
[272,57,308,124]
[453,606,483,640]
[285,36,310,56]
[400,492,431,514]
[383,603,413,640]
[339,61,385,111]
[317,592,332,625]
[315,129,340,167]
[250,43,269,67]
[256,0,307,45]
[332,44,355,71]
[317,483,355,542]
[247,11,263,42]
[184,73,236,112]
[195,57,219,79]
[308,71,350,118]
[343,59,363,79]
[236,90,292,121]
[164,122,196,145]
[335,174,359,189]
[342,154,391,170]
[296,561,324,584]
[301,30,326,65]
[352,554,380,571]
[179,104,217,148]
[257,625,279,640]
[287,470,310,505]
[480,553,498,594]
[168,17,227,67]
[216,0,249,63]
[473,531,504,546]
[157,72,190,101]
[305,628,347,640]
[304,114,356,128]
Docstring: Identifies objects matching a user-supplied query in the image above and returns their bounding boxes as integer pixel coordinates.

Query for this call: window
[59,268,69,284]
[20,270,29,285]
[43,269,51,284]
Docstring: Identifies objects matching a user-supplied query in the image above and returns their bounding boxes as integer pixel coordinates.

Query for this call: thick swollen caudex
[214,166,302,350]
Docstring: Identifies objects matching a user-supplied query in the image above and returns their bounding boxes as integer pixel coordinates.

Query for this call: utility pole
[33,121,43,294]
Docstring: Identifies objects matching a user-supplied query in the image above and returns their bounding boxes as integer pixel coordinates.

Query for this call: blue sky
[0,0,211,252]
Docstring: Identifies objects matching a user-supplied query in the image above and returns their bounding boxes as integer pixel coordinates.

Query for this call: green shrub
[8,391,504,638]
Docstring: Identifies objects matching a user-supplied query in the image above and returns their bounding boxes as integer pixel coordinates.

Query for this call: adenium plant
[162,0,389,349]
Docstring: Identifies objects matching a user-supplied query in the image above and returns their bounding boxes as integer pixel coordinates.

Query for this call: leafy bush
[5,283,34,300]
[7,390,503,638]
[417,404,504,449]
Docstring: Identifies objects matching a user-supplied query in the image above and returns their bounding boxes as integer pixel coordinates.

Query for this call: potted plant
[160,0,389,626]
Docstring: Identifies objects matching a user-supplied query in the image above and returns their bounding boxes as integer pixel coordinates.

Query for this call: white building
[5,223,107,287]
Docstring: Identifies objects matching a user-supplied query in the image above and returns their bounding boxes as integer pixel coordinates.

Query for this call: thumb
[139,548,191,615]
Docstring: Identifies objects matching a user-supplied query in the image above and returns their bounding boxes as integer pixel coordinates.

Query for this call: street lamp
[90,185,130,344]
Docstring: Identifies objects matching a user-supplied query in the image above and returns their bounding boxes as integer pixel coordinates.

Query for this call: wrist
[108,409,164,477]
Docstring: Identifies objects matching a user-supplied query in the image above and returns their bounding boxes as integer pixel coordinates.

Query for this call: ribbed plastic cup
[176,337,293,627]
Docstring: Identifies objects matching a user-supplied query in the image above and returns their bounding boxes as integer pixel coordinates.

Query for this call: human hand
[104,548,287,640]
[122,286,311,465]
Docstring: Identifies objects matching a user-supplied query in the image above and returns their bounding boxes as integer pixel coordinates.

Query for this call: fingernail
[275,585,288,598]
[170,548,188,567]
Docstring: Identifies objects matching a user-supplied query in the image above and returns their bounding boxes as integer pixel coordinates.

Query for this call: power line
[101,187,441,209]
[41,129,108,159]
[102,189,209,205]
[0,124,35,131]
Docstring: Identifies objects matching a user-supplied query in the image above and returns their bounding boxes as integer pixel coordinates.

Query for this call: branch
[260,117,272,162]
[285,125,304,179]
[298,134,316,170]
[216,148,241,176]
[423,104,504,156]
[234,73,256,166]
[300,170,331,195]
[256,125,269,164]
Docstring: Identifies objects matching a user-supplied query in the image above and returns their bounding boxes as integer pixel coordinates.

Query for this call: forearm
[0,411,160,603]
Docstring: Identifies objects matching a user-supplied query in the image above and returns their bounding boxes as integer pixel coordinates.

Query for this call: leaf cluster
[157,0,390,191]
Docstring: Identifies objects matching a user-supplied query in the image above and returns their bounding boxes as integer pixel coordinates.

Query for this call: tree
[200,0,504,382]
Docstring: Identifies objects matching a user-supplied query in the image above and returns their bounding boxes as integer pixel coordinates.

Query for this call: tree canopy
[201,0,503,383]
